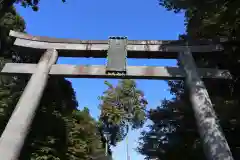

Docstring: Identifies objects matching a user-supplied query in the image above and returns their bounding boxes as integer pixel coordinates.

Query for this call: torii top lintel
[9,30,223,59]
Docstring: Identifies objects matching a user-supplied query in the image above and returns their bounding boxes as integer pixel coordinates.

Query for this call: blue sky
[15,0,185,159]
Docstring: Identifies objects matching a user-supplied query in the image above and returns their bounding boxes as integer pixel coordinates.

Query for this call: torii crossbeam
[0,30,234,160]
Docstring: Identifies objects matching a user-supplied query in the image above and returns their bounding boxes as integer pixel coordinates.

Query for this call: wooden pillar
[178,47,234,160]
[0,49,58,160]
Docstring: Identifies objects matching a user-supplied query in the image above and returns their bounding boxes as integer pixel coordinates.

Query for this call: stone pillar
[178,47,234,160]
[0,49,58,160]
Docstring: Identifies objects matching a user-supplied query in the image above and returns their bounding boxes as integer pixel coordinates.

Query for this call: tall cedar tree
[99,80,147,146]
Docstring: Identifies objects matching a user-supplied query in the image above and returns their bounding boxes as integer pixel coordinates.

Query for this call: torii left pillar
[0,49,58,160]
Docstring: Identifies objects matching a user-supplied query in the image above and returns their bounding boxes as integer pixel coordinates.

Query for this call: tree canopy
[138,0,240,159]
[99,80,147,146]
[0,0,66,20]
[4,0,240,159]
[0,6,111,160]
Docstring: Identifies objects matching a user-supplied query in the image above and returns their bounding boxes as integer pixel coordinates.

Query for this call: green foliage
[0,6,110,160]
[0,6,27,134]
[99,79,147,145]
[138,0,240,159]
[15,0,66,11]
[64,107,107,160]
[0,7,25,30]
[159,0,240,39]
[19,80,108,159]
[138,96,204,160]
[0,6,25,58]
[0,0,66,20]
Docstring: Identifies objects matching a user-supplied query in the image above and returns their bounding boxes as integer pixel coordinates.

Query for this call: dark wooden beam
[1,63,232,80]
[9,30,223,58]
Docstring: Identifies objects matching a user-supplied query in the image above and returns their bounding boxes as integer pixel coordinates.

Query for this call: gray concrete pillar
[179,47,233,160]
[0,49,58,160]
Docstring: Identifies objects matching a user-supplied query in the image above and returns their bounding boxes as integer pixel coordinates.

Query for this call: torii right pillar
[178,46,234,160]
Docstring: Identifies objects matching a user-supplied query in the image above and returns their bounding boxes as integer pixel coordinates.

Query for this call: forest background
[0,0,240,159]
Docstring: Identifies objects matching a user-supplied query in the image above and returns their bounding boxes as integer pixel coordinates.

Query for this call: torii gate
[0,30,234,160]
